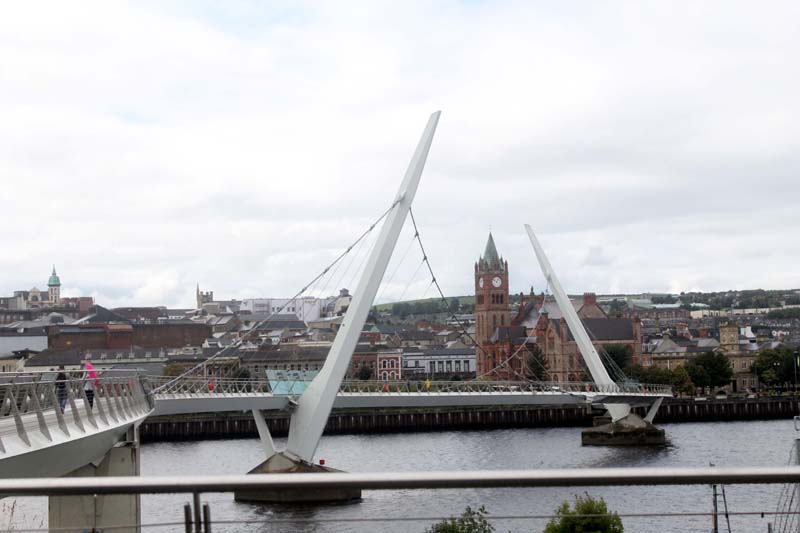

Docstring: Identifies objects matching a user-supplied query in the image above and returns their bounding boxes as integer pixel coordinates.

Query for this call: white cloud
[1,1,799,307]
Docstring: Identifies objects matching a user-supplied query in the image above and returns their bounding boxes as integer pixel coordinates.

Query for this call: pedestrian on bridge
[55,365,68,413]
[83,362,98,408]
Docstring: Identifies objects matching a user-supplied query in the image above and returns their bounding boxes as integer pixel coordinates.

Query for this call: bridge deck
[0,372,153,478]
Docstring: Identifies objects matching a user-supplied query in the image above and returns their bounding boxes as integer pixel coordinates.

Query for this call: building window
[464,360,469,372]
[446,361,452,372]
[501,315,505,326]
[430,361,435,373]
[455,361,461,372]
[438,361,444,372]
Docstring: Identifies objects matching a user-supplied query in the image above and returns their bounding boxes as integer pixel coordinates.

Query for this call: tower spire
[482,232,500,268]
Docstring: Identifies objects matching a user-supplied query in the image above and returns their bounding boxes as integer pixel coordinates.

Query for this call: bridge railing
[0,467,796,531]
[147,375,672,397]
[147,376,273,395]
[338,379,672,396]
[0,370,154,453]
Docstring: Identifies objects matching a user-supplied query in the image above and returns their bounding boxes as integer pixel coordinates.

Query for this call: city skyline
[3,2,800,308]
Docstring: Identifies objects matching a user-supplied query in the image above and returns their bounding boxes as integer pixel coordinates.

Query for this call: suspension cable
[153,198,401,393]
[375,228,418,304]
[408,208,488,358]
[407,208,538,383]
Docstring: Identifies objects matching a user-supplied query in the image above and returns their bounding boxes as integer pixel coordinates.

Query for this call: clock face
[492,276,502,288]
[478,277,484,288]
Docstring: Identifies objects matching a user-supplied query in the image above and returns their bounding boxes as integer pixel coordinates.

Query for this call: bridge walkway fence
[0,467,798,532]
[0,370,154,477]
[146,376,672,398]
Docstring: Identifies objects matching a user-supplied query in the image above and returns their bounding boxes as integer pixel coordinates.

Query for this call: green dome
[48,266,61,287]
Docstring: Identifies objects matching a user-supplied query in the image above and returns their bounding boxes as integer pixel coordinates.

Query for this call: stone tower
[474,233,509,375]
[47,266,61,305]
[196,284,214,309]
[719,322,739,352]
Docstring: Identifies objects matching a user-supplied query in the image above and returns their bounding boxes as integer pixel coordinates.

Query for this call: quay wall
[139,397,800,443]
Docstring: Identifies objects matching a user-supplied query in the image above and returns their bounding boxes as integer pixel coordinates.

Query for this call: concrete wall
[50,441,140,533]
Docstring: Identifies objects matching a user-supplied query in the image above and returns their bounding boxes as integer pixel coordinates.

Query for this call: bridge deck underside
[0,405,151,478]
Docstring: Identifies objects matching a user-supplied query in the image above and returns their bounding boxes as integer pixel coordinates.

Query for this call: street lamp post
[794,350,799,395]
[773,361,781,394]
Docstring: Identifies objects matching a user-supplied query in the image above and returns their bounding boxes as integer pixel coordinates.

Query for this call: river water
[3,419,798,532]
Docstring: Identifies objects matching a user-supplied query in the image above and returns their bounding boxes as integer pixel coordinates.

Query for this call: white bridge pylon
[524,224,634,422]
[281,111,442,464]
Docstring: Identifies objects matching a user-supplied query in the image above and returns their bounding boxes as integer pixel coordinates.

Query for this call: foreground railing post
[193,492,202,533]
[202,503,212,533]
[183,503,192,533]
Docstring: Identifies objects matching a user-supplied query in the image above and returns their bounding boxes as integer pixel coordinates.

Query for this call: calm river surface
[4,419,798,532]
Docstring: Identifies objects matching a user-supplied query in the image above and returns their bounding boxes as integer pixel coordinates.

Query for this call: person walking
[83,362,97,408]
[56,365,68,413]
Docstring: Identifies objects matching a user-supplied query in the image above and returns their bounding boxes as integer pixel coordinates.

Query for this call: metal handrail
[146,375,672,396]
[0,371,154,453]
[0,466,798,496]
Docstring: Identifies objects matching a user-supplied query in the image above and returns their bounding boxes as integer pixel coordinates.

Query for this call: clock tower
[474,232,509,375]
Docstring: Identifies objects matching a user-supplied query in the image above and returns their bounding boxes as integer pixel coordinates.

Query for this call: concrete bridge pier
[234,410,361,503]
[582,399,666,446]
[49,427,141,533]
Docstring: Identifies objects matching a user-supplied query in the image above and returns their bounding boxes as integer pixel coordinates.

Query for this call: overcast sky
[2,1,799,309]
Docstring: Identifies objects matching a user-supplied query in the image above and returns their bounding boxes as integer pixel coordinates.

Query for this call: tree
[232,367,252,391]
[357,364,372,381]
[651,295,676,304]
[671,365,695,396]
[684,352,733,392]
[233,367,251,380]
[450,297,460,312]
[601,345,631,375]
[425,506,494,533]
[753,348,796,386]
[627,364,675,386]
[608,299,626,317]
[163,363,184,377]
[525,345,549,381]
[544,494,624,533]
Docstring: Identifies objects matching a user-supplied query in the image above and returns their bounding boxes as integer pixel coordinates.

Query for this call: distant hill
[373,296,474,312]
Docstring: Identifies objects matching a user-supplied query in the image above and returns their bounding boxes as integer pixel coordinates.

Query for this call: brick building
[48,324,134,350]
[473,232,644,382]
[474,233,512,378]
[132,322,211,348]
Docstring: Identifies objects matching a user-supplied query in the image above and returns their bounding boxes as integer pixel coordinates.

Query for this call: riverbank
[139,396,800,442]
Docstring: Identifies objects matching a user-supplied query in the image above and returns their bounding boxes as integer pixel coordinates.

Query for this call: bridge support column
[49,428,140,533]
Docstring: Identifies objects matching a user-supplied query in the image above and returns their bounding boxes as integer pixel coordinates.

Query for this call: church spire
[483,232,499,265]
[480,232,506,271]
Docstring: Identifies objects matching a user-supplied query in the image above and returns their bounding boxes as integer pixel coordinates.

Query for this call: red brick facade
[48,324,134,350]
[132,323,211,348]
